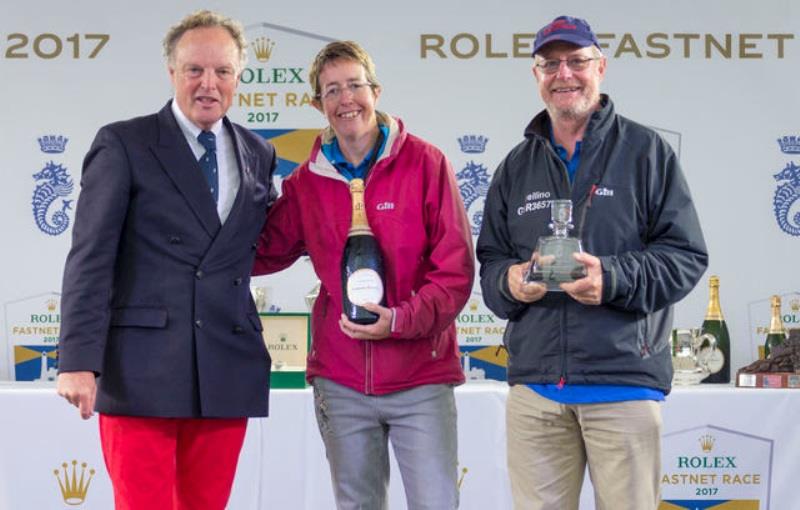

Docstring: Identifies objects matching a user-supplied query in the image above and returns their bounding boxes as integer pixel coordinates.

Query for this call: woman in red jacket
[254,40,474,509]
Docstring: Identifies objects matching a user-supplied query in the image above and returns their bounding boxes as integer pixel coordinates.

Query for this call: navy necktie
[197,131,219,203]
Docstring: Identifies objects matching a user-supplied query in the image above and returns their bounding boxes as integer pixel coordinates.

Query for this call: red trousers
[99,414,247,510]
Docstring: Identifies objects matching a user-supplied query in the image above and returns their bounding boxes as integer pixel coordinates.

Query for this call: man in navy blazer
[56,10,276,509]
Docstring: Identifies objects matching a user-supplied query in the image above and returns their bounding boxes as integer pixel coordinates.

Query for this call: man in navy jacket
[477,15,708,510]
[56,10,276,509]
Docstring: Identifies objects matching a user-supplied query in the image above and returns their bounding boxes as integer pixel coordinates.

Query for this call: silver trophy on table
[671,328,719,385]
[525,199,587,290]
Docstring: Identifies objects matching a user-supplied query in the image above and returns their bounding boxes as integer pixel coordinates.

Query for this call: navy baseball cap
[532,15,600,56]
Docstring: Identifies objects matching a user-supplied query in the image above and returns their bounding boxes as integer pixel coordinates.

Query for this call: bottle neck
[705,285,723,321]
[768,301,786,335]
[348,180,373,236]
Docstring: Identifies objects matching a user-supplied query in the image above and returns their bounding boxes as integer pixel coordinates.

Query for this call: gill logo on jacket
[594,186,614,197]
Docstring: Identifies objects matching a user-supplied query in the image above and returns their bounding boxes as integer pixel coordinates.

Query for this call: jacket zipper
[544,141,600,390]
[362,137,382,396]
[558,301,568,388]
[543,142,571,192]
[365,341,373,394]
[540,143,572,388]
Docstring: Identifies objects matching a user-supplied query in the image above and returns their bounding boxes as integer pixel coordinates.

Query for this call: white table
[1,382,796,509]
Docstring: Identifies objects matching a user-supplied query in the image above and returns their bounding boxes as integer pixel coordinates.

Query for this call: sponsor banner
[457,292,508,382]
[660,425,772,509]
[419,31,796,61]
[5,293,60,381]
[230,22,333,195]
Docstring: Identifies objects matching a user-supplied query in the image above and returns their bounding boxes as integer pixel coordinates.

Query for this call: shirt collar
[548,122,582,163]
[320,124,390,180]
[171,99,223,140]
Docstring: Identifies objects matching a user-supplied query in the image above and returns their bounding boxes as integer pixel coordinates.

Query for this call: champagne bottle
[763,295,787,359]
[700,275,731,383]
[341,178,386,325]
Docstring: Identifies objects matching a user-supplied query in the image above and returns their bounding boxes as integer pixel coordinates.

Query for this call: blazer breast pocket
[110,307,168,328]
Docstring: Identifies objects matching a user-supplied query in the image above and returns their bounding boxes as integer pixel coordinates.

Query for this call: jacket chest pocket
[582,184,645,251]
[508,207,549,257]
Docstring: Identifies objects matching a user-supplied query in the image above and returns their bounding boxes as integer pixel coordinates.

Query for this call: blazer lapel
[218,117,250,231]
[150,103,221,237]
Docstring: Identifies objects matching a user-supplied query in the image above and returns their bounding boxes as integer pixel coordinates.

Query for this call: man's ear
[531,64,541,83]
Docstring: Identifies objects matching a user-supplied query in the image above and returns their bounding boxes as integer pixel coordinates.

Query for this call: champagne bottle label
[700,348,725,374]
[347,269,384,305]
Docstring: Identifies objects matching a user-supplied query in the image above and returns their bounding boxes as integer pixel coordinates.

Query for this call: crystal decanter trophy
[525,199,587,290]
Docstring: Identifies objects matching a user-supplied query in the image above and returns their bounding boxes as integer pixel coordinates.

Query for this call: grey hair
[163,10,247,68]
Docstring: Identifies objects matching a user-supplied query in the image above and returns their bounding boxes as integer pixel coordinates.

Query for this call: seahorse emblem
[32,161,74,236]
[773,161,800,237]
[456,161,491,235]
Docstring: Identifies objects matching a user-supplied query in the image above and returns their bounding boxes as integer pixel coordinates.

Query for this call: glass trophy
[525,199,587,290]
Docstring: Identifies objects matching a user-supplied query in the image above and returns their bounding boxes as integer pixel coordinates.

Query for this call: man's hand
[560,252,603,305]
[57,371,97,420]
[507,261,547,303]
[339,303,393,340]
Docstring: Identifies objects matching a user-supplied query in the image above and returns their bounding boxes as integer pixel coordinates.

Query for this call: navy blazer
[59,102,276,418]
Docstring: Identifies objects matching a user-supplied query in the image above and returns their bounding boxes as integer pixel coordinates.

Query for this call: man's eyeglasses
[534,57,600,75]
[317,81,375,101]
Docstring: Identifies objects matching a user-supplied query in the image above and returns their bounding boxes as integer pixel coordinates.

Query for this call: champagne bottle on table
[700,275,730,383]
[764,295,787,359]
[341,178,386,325]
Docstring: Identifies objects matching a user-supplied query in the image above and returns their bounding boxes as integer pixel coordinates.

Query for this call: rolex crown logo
[252,37,275,62]
[469,300,478,312]
[46,298,58,312]
[699,434,715,453]
[38,135,69,154]
[790,298,800,312]
[54,460,95,505]
[777,135,800,154]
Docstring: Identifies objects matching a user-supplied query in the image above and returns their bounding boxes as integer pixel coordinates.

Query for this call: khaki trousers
[506,384,662,510]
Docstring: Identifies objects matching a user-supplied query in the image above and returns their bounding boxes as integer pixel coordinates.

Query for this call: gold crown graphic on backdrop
[790,299,799,312]
[252,37,275,62]
[469,300,478,312]
[699,434,715,453]
[46,299,57,312]
[54,460,95,505]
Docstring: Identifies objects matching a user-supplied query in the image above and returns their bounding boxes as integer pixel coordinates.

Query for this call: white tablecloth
[1,382,796,509]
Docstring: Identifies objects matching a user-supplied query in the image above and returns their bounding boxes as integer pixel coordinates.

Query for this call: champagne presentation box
[260,313,310,389]
[736,371,800,389]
